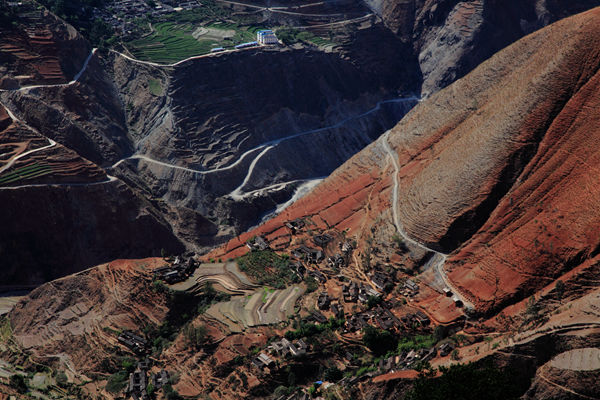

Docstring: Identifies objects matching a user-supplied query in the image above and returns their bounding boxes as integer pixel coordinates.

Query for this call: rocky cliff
[362,0,600,93]
[0,86,184,286]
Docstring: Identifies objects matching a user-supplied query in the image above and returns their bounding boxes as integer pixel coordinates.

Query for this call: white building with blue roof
[257,29,278,45]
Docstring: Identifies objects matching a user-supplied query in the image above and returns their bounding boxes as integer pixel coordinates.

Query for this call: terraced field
[205,285,305,332]
[0,162,53,185]
[0,123,106,187]
[126,22,262,63]
[168,262,257,294]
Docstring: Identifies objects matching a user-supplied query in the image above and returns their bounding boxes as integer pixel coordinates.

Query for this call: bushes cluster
[237,250,298,288]
[404,361,530,400]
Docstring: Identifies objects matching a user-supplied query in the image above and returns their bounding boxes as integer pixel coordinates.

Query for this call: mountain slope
[211,6,600,319]
[3,7,600,400]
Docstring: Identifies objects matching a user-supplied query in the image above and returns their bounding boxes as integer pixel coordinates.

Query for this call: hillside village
[101,216,470,399]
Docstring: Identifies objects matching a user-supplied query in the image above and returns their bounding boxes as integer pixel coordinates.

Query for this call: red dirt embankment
[8,258,169,374]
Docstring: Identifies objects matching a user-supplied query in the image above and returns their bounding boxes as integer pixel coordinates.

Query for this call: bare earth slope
[7,259,170,374]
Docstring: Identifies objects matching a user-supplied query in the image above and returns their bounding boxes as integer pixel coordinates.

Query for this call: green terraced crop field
[127,22,213,63]
[0,162,53,186]
[126,22,265,63]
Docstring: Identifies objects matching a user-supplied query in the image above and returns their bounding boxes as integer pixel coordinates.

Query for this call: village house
[317,292,331,310]
[378,355,397,372]
[339,241,353,254]
[358,285,381,303]
[252,352,276,370]
[330,303,343,318]
[414,311,430,326]
[126,367,149,400]
[370,271,392,292]
[439,342,454,356]
[246,235,270,251]
[311,311,328,324]
[137,359,150,371]
[285,218,305,234]
[402,279,420,297]
[235,41,258,49]
[452,295,463,307]
[151,369,170,389]
[292,245,322,261]
[313,233,333,247]
[405,279,418,291]
[373,307,400,330]
[343,281,359,302]
[118,331,148,354]
[290,261,306,278]
[308,249,325,263]
[270,338,308,358]
[256,29,278,45]
[307,269,327,283]
[345,313,369,332]
[327,253,345,268]
[153,255,197,284]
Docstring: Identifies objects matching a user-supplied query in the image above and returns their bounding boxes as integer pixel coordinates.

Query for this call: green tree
[305,275,318,293]
[366,295,382,309]
[184,323,208,349]
[450,349,460,361]
[55,371,68,387]
[10,374,27,394]
[362,326,397,356]
[121,357,136,373]
[404,361,528,400]
[323,367,343,382]
[433,325,447,342]
[163,384,184,400]
[287,370,296,386]
[146,383,155,396]
[89,18,111,46]
[105,371,128,394]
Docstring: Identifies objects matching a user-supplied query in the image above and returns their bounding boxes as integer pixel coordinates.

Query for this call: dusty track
[382,130,474,310]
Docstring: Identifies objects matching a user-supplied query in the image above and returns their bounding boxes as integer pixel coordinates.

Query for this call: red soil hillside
[211,7,600,318]
[7,259,170,375]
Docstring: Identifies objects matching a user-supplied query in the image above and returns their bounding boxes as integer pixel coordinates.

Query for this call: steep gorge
[2,0,600,285]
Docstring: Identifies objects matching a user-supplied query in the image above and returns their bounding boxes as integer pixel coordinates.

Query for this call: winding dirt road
[0,48,98,93]
[0,138,56,175]
[111,97,418,200]
[382,130,474,310]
